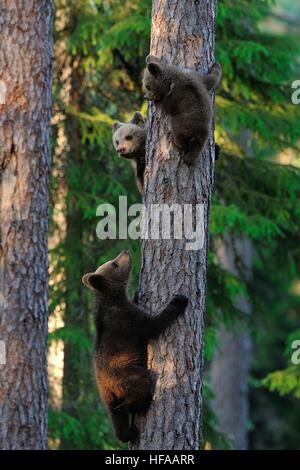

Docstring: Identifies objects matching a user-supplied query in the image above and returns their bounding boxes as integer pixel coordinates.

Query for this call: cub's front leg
[146,295,188,339]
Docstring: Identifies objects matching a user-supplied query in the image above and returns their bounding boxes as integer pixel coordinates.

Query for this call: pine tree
[132,0,218,450]
[0,1,53,450]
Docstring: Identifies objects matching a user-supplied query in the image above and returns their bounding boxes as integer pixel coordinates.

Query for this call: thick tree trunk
[211,235,252,450]
[133,0,218,450]
[0,1,53,450]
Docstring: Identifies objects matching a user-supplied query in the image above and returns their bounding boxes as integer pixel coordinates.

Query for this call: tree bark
[133,0,218,450]
[210,235,252,450]
[0,0,53,450]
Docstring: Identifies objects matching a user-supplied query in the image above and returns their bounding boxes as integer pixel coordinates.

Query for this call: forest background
[48,0,300,450]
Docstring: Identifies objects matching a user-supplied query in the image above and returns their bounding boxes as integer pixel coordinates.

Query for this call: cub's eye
[145,85,150,90]
[125,135,133,141]
[111,261,118,268]
[116,140,119,145]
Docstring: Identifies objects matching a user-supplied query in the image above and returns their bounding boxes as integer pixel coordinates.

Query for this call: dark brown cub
[82,251,188,443]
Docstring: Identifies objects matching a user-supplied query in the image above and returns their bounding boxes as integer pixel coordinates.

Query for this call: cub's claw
[128,425,139,443]
[215,143,221,161]
[117,424,139,443]
[170,294,189,310]
[133,290,139,305]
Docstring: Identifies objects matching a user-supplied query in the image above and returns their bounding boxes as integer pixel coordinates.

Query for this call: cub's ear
[130,112,145,127]
[112,121,123,132]
[82,273,103,291]
[146,54,160,64]
[147,62,162,78]
[88,273,104,291]
[82,273,92,289]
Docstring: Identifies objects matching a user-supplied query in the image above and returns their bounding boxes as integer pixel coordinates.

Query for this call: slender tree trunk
[211,235,252,450]
[211,131,253,450]
[133,0,218,450]
[0,1,53,450]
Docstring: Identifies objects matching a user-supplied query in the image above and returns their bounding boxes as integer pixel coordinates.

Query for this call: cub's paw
[128,425,139,443]
[211,63,222,89]
[133,290,139,305]
[170,294,189,312]
[182,152,196,166]
[215,143,221,161]
[117,425,139,443]
[146,54,160,64]
[211,62,222,74]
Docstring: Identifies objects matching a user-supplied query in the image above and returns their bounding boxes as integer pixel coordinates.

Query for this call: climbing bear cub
[143,55,222,165]
[112,112,146,194]
[82,251,188,443]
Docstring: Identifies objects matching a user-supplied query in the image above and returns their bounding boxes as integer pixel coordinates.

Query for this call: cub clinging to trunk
[82,251,188,443]
[143,55,222,165]
[112,112,146,194]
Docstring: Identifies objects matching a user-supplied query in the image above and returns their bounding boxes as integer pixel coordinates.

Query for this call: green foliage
[263,366,300,398]
[49,0,147,450]
[49,327,93,353]
[263,330,300,399]
[48,406,119,450]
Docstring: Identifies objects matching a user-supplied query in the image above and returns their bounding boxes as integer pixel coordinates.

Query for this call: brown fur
[82,251,188,443]
[143,55,222,165]
[112,112,146,194]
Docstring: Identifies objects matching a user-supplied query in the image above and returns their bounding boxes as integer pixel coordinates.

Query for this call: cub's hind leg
[173,127,208,165]
[173,131,190,154]
[109,402,138,443]
[182,127,209,165]
[99,385,137,443]
[122,366,154,414]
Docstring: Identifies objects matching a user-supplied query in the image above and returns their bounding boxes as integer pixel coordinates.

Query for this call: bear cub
[112,112,146,194]
[143,55,222,165]
[82,251,188,443]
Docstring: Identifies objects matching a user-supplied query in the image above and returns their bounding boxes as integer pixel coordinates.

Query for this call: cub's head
[143,55,170,103]
[82,251,132,294]
[112,112,146,159]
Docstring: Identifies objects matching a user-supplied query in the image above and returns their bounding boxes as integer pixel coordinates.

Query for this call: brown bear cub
[112,112,146,194]
[143,55,222,165]
[82,251,188,443]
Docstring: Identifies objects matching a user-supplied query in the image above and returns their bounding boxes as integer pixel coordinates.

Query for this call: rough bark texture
[211,235,252,450]
[0,0,53,450]
[133,0,217,450]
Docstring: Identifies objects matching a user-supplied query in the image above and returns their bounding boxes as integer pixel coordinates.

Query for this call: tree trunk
[211,130,253,450]
[133,0,218,450]
[0,1,53,450]
[210,235,252,450]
